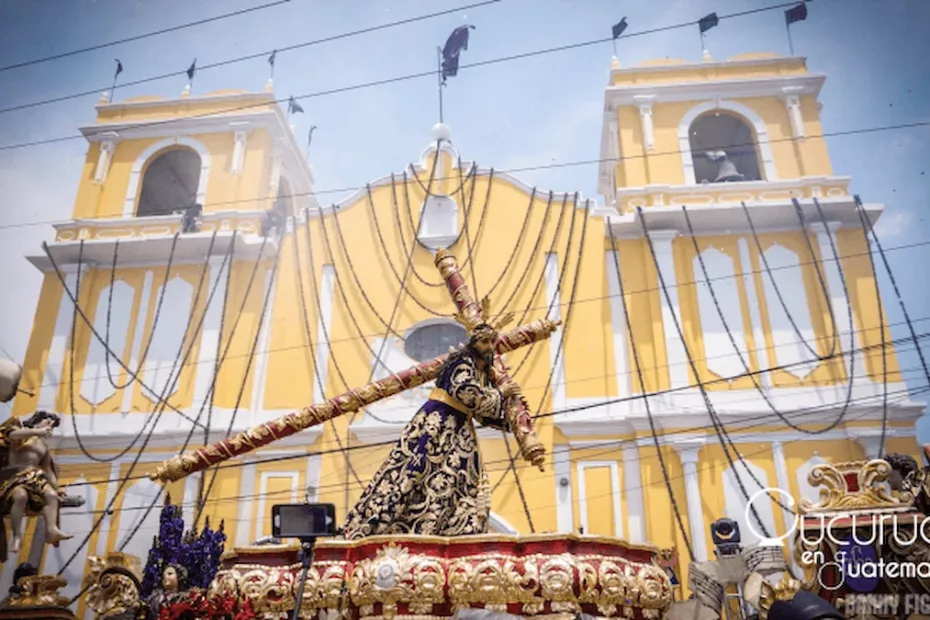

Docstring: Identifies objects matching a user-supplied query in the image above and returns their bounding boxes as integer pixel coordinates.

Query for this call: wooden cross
[150,249,556,483]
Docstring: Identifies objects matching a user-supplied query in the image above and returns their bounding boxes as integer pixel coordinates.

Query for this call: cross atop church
[150,249,556,483]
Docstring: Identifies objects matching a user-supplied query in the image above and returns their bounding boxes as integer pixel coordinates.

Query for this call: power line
[0,0,290,74]
[27,238,930,394]
[0,0,501,112]
[0,1,830,151]
[3,117,928,225]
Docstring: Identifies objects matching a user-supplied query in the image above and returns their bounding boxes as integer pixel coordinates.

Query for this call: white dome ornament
[431,122,452,144]
[0,359,23,402]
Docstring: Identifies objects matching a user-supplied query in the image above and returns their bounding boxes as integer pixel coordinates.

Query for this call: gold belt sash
[428,388,470,416]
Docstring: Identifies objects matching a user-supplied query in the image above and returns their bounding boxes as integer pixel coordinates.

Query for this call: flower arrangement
[157,590,256,620]
[141,495,227,598]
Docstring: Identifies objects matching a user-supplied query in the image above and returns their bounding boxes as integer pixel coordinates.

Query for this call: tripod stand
[292,538,316,620]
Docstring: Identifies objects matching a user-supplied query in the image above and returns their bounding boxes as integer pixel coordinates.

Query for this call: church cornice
[605,193,881,238]
[604,74,825,109]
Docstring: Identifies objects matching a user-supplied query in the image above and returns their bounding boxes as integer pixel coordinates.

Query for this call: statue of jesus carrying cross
[150,249,557,538]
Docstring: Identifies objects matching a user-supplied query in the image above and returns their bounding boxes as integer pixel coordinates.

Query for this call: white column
[855,432,885,460]
[782,87,805,139]
[544,253,567,408]
[182,471,202,526]
[95,461,123,556]
[249,266,278,423]
[230,123,251,176]
[738,238,772,389]
[554,446,574,533]
[674,438,708,561]
[191,257,229,415]
[121,270,154,413]
[634,95,656,151]
[305,453,322,502]
[235,459,257,546]
[38,267,83,411]
[622,443,645,543]
[94,134,118,184]
[650,230,690,390]
[269,153,283,192]
[770,440,799,571]
[813,221,867,383]
[606,250,631,406]
[313,266,336,402]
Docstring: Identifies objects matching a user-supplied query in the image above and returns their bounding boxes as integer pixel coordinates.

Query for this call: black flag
[441,25,475,84]
[187,58,197,81]
[268,50,276,68]
[288,96,304,115]
[699,13,719,33]
[308,126,316,149]
[612,17,628,39]
[114,59,123,77]
[785,2,808,25]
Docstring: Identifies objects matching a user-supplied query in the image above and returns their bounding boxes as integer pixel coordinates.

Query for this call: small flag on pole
[110,59,123,103]
[785,2,808,25]
[612,17,628,39]
[784,2,808,55]
[288,96,304,115]
[186,58,197,82]
[441,25,475,84]
[698,13,719,33]
[268,50,276,68]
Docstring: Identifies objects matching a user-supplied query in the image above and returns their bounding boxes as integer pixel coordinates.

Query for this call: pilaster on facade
[230,122,252,176]
[673,437,708,561]
[812,220,868,386]
[648,230,690,390]
[634,95,656,151]
[622,444,646,543]
[38,264,86,411]
[191,256,230,415]
[94,131,119,184]
[781,86,806,140]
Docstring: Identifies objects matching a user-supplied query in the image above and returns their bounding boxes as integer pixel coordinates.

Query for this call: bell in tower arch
[705,150,744,183]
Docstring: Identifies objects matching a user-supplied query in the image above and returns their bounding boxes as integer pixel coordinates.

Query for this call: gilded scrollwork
[799,460,913,514]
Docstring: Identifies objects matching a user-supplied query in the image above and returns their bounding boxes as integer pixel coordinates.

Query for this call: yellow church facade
[6,53,924,606]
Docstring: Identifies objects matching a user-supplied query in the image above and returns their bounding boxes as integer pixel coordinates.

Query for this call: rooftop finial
[431,122,452,143]
[702,48,713,62]
[611,56,622,70]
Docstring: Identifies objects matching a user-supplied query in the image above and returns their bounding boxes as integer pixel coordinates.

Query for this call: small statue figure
[0,411,72,561]
[179,203,203,234]
[145,563,189,620]
[260,200,287,238]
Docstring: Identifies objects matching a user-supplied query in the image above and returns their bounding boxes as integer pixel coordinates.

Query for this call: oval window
[404,323,468,362]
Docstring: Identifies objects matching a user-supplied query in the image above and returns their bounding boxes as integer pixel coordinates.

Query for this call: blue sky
[1,0,928,433]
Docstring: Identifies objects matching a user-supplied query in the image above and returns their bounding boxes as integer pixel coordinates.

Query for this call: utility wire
[0,0,290,74]
[0,0,501,111]
[2,118,927,225]
[0,1,847,152]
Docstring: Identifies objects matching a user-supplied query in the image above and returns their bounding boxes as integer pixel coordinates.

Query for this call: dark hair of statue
[22,410,61,429]
[162,562,189,591]
[436,327,495,387]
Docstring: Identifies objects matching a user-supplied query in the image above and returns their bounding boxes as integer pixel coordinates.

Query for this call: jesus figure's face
[473,336,495,369]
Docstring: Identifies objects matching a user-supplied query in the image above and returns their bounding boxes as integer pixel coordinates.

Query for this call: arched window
[404,322,468,362]
[688,112,762,184]
[137,148,202,217]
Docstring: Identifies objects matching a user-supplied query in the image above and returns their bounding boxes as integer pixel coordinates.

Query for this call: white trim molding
[621,444,645,543]
[544,253,567,409]
[678,99,778,185]
[255,471,299,540]
[634,95,656,151]
[576,461,623,538]
[231,122,251,176]
[648,230,689,389]
[122,136,212,218]
[781,86,806,139]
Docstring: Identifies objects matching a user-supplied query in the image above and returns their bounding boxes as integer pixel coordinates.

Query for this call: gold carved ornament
[799,459,914,515]
[4,575,70,609]
[82,553,144,618]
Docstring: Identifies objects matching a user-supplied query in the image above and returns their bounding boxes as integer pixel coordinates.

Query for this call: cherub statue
[0,411,72,561]
[144,563,189,620]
